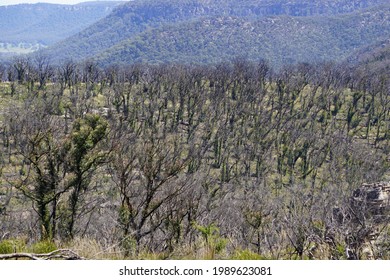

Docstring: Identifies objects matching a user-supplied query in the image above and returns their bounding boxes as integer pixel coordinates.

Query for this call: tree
[61,114,109,239]
[4,92,108,241]
[109,112,191,255]
[12,57,30,84]
[33,54,54,90]
[58,60,78,94]
[5,97,67,240]
[0,63,6,82]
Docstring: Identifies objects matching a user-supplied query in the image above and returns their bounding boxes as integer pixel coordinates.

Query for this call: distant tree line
[0,56,389,259]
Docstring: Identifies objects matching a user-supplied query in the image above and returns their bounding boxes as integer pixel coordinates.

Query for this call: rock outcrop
[346,181,390,259]
[352,181,390,222]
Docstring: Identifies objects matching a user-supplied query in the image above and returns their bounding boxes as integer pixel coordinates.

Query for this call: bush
[29,240,57,254]
[0,239,26,254]
[231,249,267,260]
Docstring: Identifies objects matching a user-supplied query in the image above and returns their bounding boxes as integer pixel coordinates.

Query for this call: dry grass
[60,237,124,260]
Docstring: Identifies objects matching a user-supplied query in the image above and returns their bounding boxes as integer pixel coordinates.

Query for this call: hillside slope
[95,5,390,67]
[0,1,125,55]
[349,39,390,76]
[43,0,390,65]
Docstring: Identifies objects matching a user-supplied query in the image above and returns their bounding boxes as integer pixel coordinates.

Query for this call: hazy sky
[0,0,125,5]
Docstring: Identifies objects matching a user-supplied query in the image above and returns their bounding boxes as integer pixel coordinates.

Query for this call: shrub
[231,249,267,260]
[0,239,26,254]
[29,240,57,254]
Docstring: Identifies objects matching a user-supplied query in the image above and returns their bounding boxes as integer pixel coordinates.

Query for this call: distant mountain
[0,1,125,56]
[350,38,390,63]
[97,5,390,67]
[348,39,390,76]
[42,0,390,67]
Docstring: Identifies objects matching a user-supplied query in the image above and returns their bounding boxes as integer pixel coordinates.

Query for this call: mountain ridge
[99,6,390,66]
[0,1,125,56]
[42,0,390,67]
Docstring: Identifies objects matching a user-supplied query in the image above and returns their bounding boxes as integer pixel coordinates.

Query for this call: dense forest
[41,0,390,67]
[0,55,388,260]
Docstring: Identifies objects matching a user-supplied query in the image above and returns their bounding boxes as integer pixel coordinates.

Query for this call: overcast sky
[0,0,126,5]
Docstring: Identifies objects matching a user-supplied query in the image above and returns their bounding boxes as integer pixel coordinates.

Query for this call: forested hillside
[0,1,125,56]
[348,39,390,76]
[0,57,388,259]
[40,0,390,67]
[96,5,390,67]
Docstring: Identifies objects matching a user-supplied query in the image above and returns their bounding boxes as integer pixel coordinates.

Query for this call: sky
[0,0,125,5]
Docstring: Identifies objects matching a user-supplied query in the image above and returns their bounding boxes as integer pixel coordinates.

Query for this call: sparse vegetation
[0,56,388,259]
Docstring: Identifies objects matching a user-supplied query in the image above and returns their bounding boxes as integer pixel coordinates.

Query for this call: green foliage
[231,249,267,260]
[334,244,347,260]
[29,240,57,254]
[41,0,390,68]
[193,223,219,242]
[64,114,109,239]
[70,114,108,160]
[0,239,26,254]
[193,223,228,259]
[120,235,137,256]
[0,240,13,254]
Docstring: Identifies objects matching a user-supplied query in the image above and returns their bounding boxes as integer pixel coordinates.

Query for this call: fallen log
[0,249,83,260]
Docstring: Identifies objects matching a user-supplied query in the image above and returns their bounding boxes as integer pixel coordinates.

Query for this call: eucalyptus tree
[4,93,109,241]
